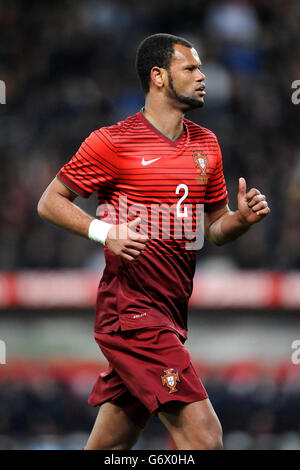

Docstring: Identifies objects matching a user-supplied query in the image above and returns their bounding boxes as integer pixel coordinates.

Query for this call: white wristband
[88,219,112,245]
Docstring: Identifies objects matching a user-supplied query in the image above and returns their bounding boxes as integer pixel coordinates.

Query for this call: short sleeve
[56,129,118,198]
[204,138,228,212]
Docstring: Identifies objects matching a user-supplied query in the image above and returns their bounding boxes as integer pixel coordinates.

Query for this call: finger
[256,206,271,216]
[123,248,142,259]
[129,230,149,243]
[238,177,247,196]
[247,194,266,208]
[126,241,148,251]
[251,201,268,213]
[127,217,141,230]
[246,188,260,201]
[121,252,135,262]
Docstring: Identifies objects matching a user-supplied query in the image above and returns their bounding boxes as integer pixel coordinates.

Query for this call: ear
[150,66,166,89]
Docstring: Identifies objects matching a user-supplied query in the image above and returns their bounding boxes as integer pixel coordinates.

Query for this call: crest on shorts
[161,368,180,393]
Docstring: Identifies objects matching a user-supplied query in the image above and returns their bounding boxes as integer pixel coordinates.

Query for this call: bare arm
[205,177,270,246]
[37,178,148,261]
[37,177,93,237]
[205,205,251,246]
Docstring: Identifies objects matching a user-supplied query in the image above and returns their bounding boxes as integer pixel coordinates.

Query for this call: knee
[202,431,223,450]
[191,427,223,450]
[199,428,223,450]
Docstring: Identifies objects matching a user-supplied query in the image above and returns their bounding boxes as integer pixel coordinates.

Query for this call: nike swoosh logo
[141,157,161,166]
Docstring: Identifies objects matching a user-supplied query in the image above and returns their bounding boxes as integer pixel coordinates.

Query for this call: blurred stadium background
[0,0,300,450]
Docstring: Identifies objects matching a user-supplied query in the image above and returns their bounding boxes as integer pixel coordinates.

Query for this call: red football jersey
[57,109,228,339]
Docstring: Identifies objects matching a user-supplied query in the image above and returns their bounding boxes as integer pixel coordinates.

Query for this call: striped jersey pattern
[57,109,228,338]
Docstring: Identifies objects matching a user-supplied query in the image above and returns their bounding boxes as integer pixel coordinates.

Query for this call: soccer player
[37,34,270,450]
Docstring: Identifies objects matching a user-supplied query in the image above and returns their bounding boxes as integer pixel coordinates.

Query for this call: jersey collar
[138,107,185,147]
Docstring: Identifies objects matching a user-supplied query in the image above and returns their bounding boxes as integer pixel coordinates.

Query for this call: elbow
[37,195,48,220]
[212,238,225,247]
[206,233,225,247]
[205,231,224,247]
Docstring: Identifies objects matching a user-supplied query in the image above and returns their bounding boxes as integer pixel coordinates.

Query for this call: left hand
[237,177,270,226]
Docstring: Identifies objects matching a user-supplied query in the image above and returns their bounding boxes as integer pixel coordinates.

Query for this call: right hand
[105,217,149,261]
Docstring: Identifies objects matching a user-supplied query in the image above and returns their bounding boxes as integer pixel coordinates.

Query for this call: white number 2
[176,184,188,217]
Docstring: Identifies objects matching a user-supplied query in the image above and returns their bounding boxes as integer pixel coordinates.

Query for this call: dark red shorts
[88,328,208,428]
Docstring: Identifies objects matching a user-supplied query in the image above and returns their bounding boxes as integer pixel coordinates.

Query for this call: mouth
[195,86,206,96]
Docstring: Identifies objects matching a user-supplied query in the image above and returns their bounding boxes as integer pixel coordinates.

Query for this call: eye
[185,66,201,72]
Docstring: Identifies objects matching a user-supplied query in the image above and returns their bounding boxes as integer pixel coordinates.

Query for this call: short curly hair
[135,33,193,94]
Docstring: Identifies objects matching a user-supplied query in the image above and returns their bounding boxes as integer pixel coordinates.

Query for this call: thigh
[88,366,152,429]
[158,399,223,450]
[95,328,208,416]
[84,401,143,450]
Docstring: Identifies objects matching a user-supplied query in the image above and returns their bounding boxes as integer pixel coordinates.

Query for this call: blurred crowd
[0,361,300,450]
[0,0,300,270]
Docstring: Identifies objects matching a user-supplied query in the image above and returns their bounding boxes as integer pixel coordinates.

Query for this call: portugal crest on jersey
[161,368,180,393]
[193,150,209,176]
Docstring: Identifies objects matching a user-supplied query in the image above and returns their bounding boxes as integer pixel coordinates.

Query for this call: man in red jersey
[38,34,270,450]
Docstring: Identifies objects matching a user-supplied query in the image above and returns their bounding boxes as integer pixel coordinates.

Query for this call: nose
[197,69,205,81]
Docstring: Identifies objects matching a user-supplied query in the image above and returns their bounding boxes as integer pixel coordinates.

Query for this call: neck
[143,96,184,141]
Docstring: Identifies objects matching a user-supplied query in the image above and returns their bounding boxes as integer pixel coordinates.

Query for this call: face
[166,44,206,110]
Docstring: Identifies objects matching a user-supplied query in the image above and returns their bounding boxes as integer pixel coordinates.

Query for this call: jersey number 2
[176,184,188,218]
